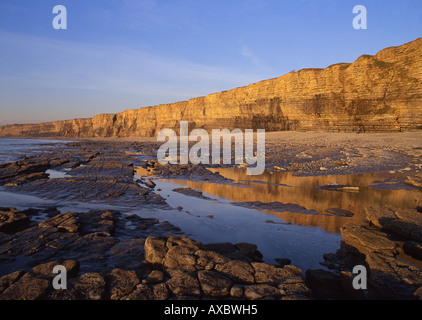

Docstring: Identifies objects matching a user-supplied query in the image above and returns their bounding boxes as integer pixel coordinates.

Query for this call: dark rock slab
[214,260,255,284]
[366,206,422,242]
[197,270,233,297]
[166,266,202,297]
[325,208,355,217]
[71,272,106,300]
[403,241,422,260]
[244,284,281,300]
[107,269,140,300]
[0,208,30,233]
[0,272,50,300]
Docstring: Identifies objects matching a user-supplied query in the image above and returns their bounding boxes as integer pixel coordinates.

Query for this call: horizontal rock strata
[1,38,422,138]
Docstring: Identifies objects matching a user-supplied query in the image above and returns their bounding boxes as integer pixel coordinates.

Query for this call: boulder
[166,266,201,297]
[31,260,80,279]
[72,273,106,300]
[230,284,244,298]
[366,206,422,242]
[122,284,153,300]
[144,236,167,265]
[214,260,255,284]
[0,208,30,233]
[244,284,281,300]
[197,270,233,297]
[164,246,197,268]
[152,283,169,300]
[142,270,165,285]
[403,241,422,260]
[107,269,140,300]
[0,273,50,300]
[0,270,25,295]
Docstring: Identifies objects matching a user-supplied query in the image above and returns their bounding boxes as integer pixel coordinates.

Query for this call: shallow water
[139,179,342,271]
[131,167,422,271]
[0,138,72,163]
[168,168,422,233]
[0,139,421,273]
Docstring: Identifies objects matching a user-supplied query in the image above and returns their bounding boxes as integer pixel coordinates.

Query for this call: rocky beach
[0,131,421,300]
[0,36,422,301]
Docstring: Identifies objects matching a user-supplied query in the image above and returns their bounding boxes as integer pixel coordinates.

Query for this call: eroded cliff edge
[1,38,422,138]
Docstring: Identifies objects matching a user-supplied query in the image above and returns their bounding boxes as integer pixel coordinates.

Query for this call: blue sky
[0,0,421,125]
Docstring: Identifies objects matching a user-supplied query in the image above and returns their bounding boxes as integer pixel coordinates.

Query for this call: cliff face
[1,38,422,138]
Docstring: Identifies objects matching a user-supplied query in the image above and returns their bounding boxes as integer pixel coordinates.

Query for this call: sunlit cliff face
[1,38,422,138]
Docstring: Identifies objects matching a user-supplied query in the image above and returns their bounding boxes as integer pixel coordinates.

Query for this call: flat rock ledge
[315,206,422,300]
[0,233,313,300]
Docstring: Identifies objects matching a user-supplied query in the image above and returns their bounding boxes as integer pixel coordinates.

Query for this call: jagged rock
[0,208,30,233]
[341,223,399,255]
[244,284,281,300]
[0,270,25,295]
[0,231,317,300]
[142,270,165,285]
[144,237,167,265]
[39,212,79,233]
[151,283,169,300]
[107,269,140,300]
[325,208,355,217]
[72,272,106,300]
[252,262,297,285]
[122,284,153,300]
[278,280,313,299]
[145,180,156,189]
[214,260,255,284]
[166,236,202,251]
[31,260,80,279]
[197,270,233,297]
[414,287,422,300]
[166,266,201,297]
[195,250,231,269]
[0,160,50,186]
[0,273,50,300]
[366,206,422,242]
[235,243,263,262]
[230,284,244,298]
[109,240,146,271]
[164,246,197,268]
[403,241,422,260]
[337,222,422,299]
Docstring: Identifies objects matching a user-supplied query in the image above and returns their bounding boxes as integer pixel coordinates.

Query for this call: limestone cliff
[1,38,422,138]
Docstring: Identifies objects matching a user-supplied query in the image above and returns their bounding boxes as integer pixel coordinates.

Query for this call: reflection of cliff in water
[163,168,421,234]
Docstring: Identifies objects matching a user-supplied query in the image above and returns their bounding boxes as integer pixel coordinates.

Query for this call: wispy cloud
[0,30,263,100]
[240,44,261,65]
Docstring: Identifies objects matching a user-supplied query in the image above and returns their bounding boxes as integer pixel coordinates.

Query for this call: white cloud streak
[0,30,263,102]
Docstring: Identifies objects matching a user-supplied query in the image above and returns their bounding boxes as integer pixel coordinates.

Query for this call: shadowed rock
[0,208,30,233]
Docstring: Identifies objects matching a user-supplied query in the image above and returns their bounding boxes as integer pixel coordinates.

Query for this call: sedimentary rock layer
[1,38,421,138]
